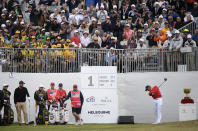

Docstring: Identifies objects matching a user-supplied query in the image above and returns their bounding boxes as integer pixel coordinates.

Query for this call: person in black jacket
[14,81,30,125]
[0,84,11,121]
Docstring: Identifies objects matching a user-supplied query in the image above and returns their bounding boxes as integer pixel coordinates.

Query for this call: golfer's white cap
[39,84,44,88]
[187,34,192,39]
[3,84,9,87]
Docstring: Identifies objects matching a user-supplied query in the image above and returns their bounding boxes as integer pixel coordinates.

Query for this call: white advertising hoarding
[81,66,118,123]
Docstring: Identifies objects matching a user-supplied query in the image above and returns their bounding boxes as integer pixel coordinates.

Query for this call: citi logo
[86,96,95,102]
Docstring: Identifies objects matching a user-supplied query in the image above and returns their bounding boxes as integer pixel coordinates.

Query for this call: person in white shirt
[163,33,173,50]
[97,5,108,23]
[50,9,62,23]
[80,31,91,48]
[184,34,197,47]
[137,38,147,69]
[170,30,183,50]
[69,9,77,24]
[184,34,197,71]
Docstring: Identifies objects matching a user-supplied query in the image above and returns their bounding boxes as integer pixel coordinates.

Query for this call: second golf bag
[36,101,49,125]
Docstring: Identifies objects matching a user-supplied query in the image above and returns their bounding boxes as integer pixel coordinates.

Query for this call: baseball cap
[144,23,148,26]
[74,30,79,33]
[175,30,180,34]
[83,31,89,34]
[50,82,55,86]
[159,15,163,19]
[187,34,192,39]
[73,84,77,88]
[106,16,110,19]
[1,24,6,28]
[167,33,172,37]
[58,83,63,87]
[94,37,98,41]
[3,84,9,87]
[19,81,25,84]
[131,4,135,7]
[39,84,44,88]
[125,24,130,27]
[113,5,117,8]
[139,38,144,42]
[100,5,104,8]
[145,85,150,91]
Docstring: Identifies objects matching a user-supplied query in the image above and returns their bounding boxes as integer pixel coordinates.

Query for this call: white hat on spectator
[106,16,110,19]
[83,31,89,34]
[61,10,65,13]
[139,38,144,42]
[187,34,192,39]
[2,8,7,11]
[159,15,163,19]
[95,30,99,33]
[131,4,135,7]
[14,21,17,24]
[142,3,146,5]
[155,21,159,24]
[111,37,116,40]
[144,23,148,26]
[74,30,79,33]
[3,84,9,87]
[101,5,104,8]
[92,18,97,22]
[113,5,117,9]
[41,28,45,31]
[110,47,115,50]
[20,21,25,25]
[175,30,180,34]
[1,13,5,16]
[1,24,6,28]
[6,20,10,23]
[155,2,159,5]
[163,8,167,12]
[167,33,172,37]
[125,24,130,27]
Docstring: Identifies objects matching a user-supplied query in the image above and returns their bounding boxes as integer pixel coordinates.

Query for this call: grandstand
[0,0,198,73]
[0,0,198,129]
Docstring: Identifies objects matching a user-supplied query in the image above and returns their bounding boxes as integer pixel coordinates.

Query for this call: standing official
[14,81,30,125]
[65,84,84,125]
[145,85,162,124]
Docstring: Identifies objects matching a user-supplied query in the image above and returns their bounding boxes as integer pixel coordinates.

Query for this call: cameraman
[0,84,11,119]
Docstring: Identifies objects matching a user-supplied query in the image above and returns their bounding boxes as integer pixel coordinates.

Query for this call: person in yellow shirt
[21,31,27,42]
[64,39,71,49]
[30,36,37,48]
[161,21,170,34]
[50,45,57,72]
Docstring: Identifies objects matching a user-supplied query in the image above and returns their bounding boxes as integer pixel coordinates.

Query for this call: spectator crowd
[0,0,198,72]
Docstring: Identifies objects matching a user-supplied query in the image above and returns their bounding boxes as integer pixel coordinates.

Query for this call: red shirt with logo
[71,90,81,108]
[149,86,162,99]
[47,89,60,101]
[57,89,67,101]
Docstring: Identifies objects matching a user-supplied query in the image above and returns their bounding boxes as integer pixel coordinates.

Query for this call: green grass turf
[0,121,198,131]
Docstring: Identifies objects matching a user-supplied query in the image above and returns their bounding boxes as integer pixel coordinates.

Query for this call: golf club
[159,78,168,88]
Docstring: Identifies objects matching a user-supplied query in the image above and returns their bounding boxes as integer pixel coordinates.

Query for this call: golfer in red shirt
[145,85,162,124]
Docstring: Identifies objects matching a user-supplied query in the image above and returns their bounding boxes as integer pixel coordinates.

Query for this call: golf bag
[0,100,14,126]
[49,101,58,125]
[36,101,49,125]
